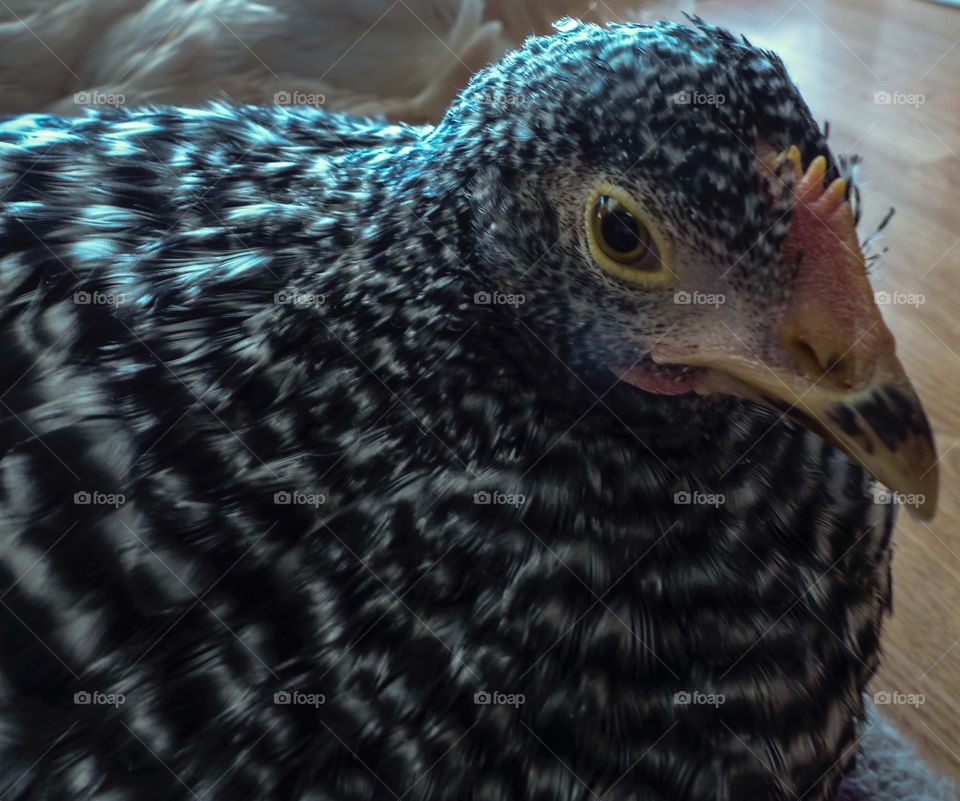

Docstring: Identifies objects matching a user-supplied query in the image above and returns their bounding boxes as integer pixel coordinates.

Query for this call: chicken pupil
[603,208,647,256]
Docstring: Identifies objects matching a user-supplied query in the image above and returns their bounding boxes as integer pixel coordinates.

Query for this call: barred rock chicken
[0,17,939,801]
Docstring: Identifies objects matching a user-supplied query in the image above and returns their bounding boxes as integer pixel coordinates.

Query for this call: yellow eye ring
[585,183,674,286]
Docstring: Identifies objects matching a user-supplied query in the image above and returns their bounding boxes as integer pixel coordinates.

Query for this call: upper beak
[652,148,939,519]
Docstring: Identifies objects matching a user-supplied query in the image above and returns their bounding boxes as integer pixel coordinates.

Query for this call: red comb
[782,145,858,251]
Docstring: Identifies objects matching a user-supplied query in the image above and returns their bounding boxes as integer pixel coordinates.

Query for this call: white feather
[0,0,668,121]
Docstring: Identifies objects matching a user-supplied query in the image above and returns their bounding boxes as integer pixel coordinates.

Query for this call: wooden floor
[636,0,960,781]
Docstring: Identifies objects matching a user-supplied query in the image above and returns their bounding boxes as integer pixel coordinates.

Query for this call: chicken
[0,17,938,801]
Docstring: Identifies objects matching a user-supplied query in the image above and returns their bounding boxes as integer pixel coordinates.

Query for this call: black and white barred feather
[0,18,892,801]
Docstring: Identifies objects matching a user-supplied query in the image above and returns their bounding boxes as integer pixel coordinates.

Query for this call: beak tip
[906,488,937,521]
[885,453,939,522]
[911,468,939,521]
[908,505,936,522]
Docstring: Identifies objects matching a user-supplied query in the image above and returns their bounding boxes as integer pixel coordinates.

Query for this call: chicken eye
[594,197,654,266]
[586,186,672,286]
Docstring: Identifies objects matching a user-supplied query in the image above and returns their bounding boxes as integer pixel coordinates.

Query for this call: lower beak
[653,150,939,519]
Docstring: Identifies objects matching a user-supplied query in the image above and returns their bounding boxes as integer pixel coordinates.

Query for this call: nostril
[785,337,857,388]
[785,337,825,380]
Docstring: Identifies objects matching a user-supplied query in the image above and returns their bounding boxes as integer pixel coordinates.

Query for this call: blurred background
[1,0,957,781]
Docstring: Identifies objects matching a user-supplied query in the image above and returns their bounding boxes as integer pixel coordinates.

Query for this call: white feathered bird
[0,0,668,120]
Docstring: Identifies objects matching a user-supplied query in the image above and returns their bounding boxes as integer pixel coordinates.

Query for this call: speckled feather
[0,18,893,801]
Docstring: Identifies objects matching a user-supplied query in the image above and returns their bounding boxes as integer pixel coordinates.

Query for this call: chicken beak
[653,148,939,519]
[683,348,939,521]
